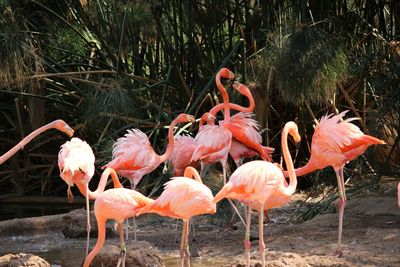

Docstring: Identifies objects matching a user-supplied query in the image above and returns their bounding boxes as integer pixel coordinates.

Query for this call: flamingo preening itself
[0,119,74,165]
[213,121,301,267]
[284,110,385,256]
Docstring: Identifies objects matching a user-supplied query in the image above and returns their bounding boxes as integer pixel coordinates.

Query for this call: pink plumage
[58,137,95,190]
[169,134,198,176]
[103,113,195,190]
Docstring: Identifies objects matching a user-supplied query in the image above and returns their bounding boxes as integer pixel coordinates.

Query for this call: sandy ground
[0,183,399,267]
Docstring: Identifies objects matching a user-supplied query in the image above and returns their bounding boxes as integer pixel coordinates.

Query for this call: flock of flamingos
[1,67,397,267]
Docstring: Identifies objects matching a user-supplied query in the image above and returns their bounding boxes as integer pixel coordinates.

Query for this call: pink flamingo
[283,110,385,257]
[103,113,195,190]
[213,121,300,267]
[58,138,123,256]
[169,134,199,176]
[103,113,194,240]
[0,119,74,165]
[83,187,154,267]
[137,166,216,267]
[205,82,274,165]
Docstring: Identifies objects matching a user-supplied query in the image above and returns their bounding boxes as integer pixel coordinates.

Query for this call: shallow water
[0,232,230,267]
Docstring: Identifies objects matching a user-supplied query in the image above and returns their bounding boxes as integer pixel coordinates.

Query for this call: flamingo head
[176,113,195,123]
[53,120,74,137]
[232,82,251,96]
[285,121,301,143]
[217,67,235,80]
[200,112,216,126]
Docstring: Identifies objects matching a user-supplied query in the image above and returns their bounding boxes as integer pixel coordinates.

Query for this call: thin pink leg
[184,220,191,267]
[85,185,91,256]
[116,222,126,267]
[335,168,346,257]
[258,206,266,267]
[179,220,186,267]
[244,205,252,267]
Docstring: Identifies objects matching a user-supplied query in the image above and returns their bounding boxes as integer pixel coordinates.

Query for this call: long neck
[216,73,231,122]
[76,167,122,200]
[283,160,316,178]
[158,118,180,163]
[0,122,56,165]
[183,166,202,183]
[83,218,106,267]
[281,125,297,196]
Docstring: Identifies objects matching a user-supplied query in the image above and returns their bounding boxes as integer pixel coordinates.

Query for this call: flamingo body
[58,137,95,187]
[169,135,198,176]
[190,124,232,166]
[83,188,153,267]
[103,114,195,189]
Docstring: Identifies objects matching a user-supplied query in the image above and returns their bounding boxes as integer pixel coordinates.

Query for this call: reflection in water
[0,232,229,267]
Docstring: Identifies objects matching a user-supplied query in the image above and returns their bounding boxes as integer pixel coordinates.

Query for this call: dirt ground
[0,182,399,267]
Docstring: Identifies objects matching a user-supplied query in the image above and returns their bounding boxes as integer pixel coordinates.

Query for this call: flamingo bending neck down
[58,138,122,256]
[137,166,216,267]
[0,119,74,165]
[83,187,154,267]
[104,113,195,191]
[283,111,385,257]
[213,121,300,267]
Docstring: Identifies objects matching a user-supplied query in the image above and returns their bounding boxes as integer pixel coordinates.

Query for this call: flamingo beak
[67,186,74,203]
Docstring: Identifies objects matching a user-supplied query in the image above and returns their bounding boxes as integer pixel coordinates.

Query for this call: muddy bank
[0,191,399,267]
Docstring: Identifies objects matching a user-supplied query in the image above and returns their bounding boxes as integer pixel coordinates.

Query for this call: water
[0,232,230,267]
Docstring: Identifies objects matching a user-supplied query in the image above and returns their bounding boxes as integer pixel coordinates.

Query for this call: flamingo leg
[127,181,138,241]
[85,184,91,256]
[184,220,191,267]
[222,163,246,227]
[258,206,266,267]
[335,168,347,257]
[174,219,180,243]
[179,220,186,267]
[244,205,252,267]
[116,222,127,267]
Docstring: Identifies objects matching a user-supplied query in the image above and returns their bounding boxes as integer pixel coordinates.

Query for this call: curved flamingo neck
[158,118,181,163]
[281,123,298,196]
[215,72,231,122]
[0,121,59,165]
[76,167,122,200]
[183,166,202,183]
[83,218,106,267]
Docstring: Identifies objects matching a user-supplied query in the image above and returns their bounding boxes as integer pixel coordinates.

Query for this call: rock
[61,209,116,238]
[90,241,165,267]
[0,253,50,267]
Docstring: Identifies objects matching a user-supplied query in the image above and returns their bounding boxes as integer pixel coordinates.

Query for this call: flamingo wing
[170,135,197,175]
[105,129,159,178]
[138,177,215,220]
[190,125,232,162]
[58,138,95,185]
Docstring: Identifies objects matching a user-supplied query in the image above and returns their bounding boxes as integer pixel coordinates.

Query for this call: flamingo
[83,187,154,267]
[103,113,194,240]
[213,121,300,267]
[103,113,195,190]
[137,166,216,267]
[283,110,385,257]
[0,119,74,165]
[58,138,123,256]
[169,134,198,176]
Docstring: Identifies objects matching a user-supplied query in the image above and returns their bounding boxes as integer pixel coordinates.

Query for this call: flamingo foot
[334,249,343,258]
[116,249,126,267]
[67,187,74,203]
